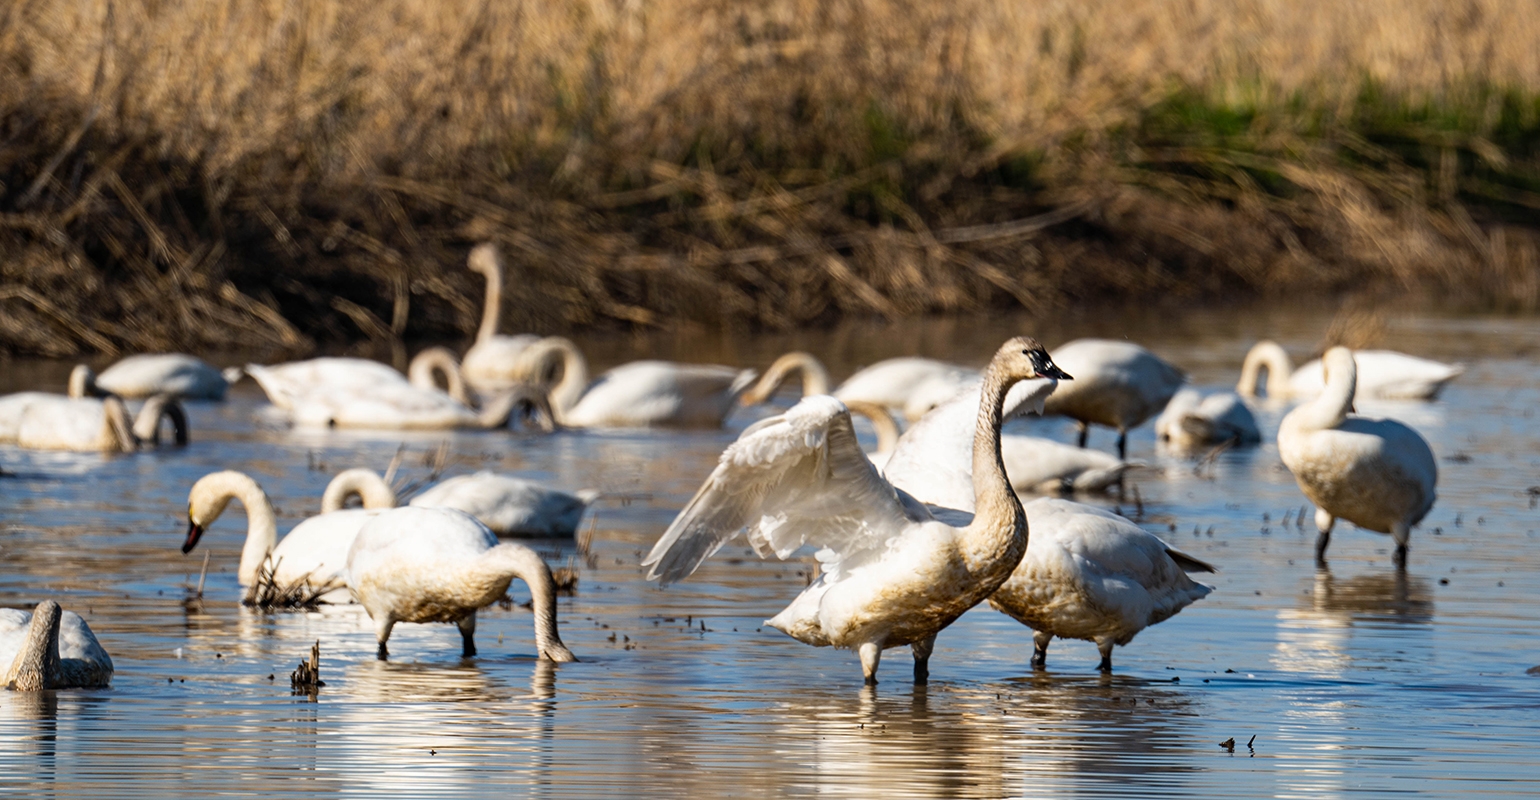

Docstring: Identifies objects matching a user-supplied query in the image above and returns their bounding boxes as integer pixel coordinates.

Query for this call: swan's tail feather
[1166,547,1217,574]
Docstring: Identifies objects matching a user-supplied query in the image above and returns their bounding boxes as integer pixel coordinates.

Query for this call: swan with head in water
[1154,389,1261,451]
[643,337,1072,685]
[1040,339,1185,460]
[13,393,188,452]
[247,347,472,411]
[2,600,114,690]
[1278,347,1437,566]
[182,468,398,603]
[1239,340,1463,401]
[346,506,577,662]
[409,472,599,538]
[289,381,553,432]
[82,354,243,400]
[459,244,541,395]
[510,337,756,428]
[740,351,981,423]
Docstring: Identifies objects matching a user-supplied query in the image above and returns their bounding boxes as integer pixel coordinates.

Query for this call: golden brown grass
[2,0,1539,355]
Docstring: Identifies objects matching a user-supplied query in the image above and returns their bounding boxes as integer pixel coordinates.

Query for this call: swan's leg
[1314,508,1336,564]
[1116,428,1128,461]
[1096,638,1115,672]
[458,613,478,658]
[1076,422,1089,449]
[374,616,396,661]
[1391,523,1410,568]
[858,642,882,686]
[1031,630,1052,669]
[911,635,935,684]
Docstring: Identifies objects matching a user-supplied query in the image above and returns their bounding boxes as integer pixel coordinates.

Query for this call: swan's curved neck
[4,601,61,691]
[133,395,188,446]
[1290,350,1355,432]
[194,472,279,586]
[1238,341,1294,398]
[320,469,396,513]
[746,352,831,403]
[963,363,1026,569]
[409,348,470,405]
[844,400,899,453]
[68,365,95,399]
[521,338,587,420]
[475,259,503,344]
[102,397,138,452]
[479,544,573,661]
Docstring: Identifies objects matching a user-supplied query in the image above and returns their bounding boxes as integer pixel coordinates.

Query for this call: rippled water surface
[3,308,1539,798]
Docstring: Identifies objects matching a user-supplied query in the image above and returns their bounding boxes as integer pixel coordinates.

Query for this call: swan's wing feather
[644,395,924,585]
[1165,547,1217,573]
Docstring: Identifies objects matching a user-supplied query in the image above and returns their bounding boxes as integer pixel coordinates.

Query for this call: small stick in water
[195,550,211,599]
[291,640,325,694]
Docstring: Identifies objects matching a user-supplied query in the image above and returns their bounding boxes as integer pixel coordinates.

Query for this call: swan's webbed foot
[376,642,389,661]
[1393,543,1408,569]
[458,616,477,658]
[1096,641,1114,673]
[1031,631,1052,670]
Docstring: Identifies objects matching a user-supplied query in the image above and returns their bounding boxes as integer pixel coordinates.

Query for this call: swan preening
[986,499,1214,671]
[2,601,114,690]
[9,393,187,452]
[511,337,755,428]
[1155,389,1261,450]
[740,351,980,423]
[1278,348,1438,565]
[408,472,598,537]
[247,347,472,411]
[345,506,576,662]
[644,337,1072,684]
[1041,339,1185,459]
[1239,340,1463,401]
[459,244,540,396]
[86,354,242,400]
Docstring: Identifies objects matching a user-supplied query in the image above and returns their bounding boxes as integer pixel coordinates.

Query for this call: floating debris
[1219,737,1236,752]
[553,566,579,595]
[244,555,339,610]
[290,640,324,694]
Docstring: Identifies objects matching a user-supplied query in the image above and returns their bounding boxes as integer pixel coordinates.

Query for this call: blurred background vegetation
[2,0,1538,357]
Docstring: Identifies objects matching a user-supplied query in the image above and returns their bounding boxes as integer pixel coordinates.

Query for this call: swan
[409,472,599,537]
[289,382,551,432]
[1154,389,1261,450]
[642,337,1073,684]
[2,601,113,690]
[986,498,1215,672]
[14,393,188,452]
[740,351,981,422]
[881,380,1134,505]
[345,506,577,662]
[841,400,903,470]
[182,469,397,602]
[1239,340,1463,401]
[1277,347,1437,565]
[459,244,541,395]
[1040,339,1185,459]
[511,337,756,428]
[247,347,471,411]
[85,354,242,400]
[0,365,93,443]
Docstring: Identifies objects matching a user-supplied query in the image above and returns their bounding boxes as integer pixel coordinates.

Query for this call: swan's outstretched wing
[644,395,929,586]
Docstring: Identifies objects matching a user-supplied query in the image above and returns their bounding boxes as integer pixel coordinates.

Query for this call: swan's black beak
[1030,350,1072,381]
[182,520,204,554]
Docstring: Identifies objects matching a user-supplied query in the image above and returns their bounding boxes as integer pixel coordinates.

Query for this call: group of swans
[0,369,189,453]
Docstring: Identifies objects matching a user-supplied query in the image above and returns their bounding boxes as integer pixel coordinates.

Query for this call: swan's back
[96,354,227,399]
[0,392,57,442]
[15,397,109,451]
[990,499,1213,644]
[247,358,408,410]
[271,509,384,594]
[1155,390,1259,447]
[567,361,754,428]
[347,507,501,617]
[1042,340,1184,428]
[1289,350,1463,400]
[1281,414,1437,533]
[833,357,979,418]
[291,384,474,430]
[409,472,593,537]
[0,607,114,687]
[461,334,541,389]
[1001,436,1134,493]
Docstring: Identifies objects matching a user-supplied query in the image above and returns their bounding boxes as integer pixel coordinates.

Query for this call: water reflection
[1274,568,1435,676]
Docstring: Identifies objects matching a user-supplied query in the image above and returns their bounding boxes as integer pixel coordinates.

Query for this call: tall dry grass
[2,0,1539,355]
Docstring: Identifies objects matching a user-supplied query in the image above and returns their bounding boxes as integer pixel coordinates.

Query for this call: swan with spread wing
[643,337,1071,685]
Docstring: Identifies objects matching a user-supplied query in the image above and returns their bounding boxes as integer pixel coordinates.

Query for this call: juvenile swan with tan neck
[2,601,113,690]
[643,337,1071,684]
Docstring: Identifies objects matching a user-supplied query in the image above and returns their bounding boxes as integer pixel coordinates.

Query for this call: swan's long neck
[68,365,95,399]
[1238,341,1294,398]
[962,365,1026,571]
[102,397,138,452]
[194,472,279,586]
[320,469,396,513]
[844,400,900,453]
[475,259,503,345]
[1290,349,1355,432]
[408,347,470,405]
[745,352,831,403]
[133,395,188,446]
[522,338,588,421]
[4,600,61,691]
[478,544,575,662]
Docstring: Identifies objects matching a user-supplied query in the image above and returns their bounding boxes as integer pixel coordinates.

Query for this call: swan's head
[184,471,244,554]
[467,243,503,276]
[995,337,1072,382]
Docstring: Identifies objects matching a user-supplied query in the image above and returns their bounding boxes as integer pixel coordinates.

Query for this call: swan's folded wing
[643,395,928,585]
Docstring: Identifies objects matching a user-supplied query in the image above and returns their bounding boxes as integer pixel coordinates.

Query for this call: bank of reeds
[2,0,1539,356]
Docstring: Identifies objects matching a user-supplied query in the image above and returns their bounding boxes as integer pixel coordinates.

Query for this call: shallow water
[2,309,1539,798]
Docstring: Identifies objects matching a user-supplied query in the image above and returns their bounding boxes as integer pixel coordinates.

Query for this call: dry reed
[2,0,1539,355]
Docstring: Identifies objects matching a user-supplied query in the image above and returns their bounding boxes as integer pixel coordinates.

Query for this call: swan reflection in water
[1274,567,1435,676]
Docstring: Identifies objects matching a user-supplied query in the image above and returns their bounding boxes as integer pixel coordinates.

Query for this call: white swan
[643,337,1073,684]
[14,393,188,452]
[459,244,541,395]
[986,498,1214,671]
[86,354,242,400]
[881,380,1134,504]
[511,337,756,428]
[1041,339,1185,459]
[247,347,471,411]
[1239,340,1463,401]
[0,365,93,443]
[183,469,397,602]
[1154,389,1261,450]
[2,601,113,690]
[740,351,981,423]
[289,381,550,432]
[346,506,577,661]
[409,472,599,537]
[840,400,903,470]
[1278,347,1438,565]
